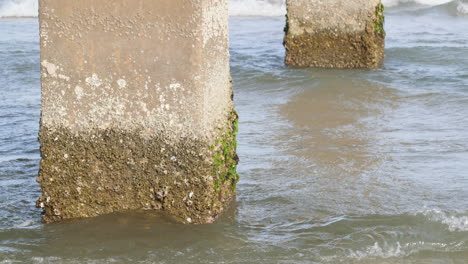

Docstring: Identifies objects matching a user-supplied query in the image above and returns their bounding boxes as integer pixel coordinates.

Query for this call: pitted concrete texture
[37,0,238,224]
[284,0,385,68]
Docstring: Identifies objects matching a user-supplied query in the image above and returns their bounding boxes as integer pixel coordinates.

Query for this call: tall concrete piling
[284,0,385,68]
[37,0,238,224]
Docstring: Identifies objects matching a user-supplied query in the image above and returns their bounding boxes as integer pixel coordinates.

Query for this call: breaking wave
[229,0,468,17]
[384,0,454,7]
[385,0,468,16]
[457,1,468,14]
[419,208,468,232]
[339,209,468,261]
[0,0,466,18]
[0,0,287,18]
[229,0,286,16]
[0,0,37,18]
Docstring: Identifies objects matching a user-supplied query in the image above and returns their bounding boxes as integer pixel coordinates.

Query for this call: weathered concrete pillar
[284,0,385,68]
[37,0,238,224]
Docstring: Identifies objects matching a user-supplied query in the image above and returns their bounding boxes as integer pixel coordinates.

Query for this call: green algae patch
[374,2,385,35]
[211,110,240,194]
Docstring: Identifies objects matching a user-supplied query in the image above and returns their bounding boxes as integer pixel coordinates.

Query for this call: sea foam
[383,0,468,16]
[0,0,37,18]
[0,0,287,18]
[1,0,286,17]
[383,0,454,7]
[419,208,468,232]
[229,0,286,16]
[229,0,468,17]
[0,0,466,18]
[457,2,468,14]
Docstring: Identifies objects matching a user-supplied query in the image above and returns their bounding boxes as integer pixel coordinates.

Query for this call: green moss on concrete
[211,110,240,194]
[374,2,385,35]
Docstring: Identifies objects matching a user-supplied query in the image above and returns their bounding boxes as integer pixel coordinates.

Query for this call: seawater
[1,0,468,263]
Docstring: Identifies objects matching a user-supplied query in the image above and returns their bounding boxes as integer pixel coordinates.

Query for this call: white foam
[0,0,37,18]
[457,2,468,14]
[420,208,468,232]
[349,242,406,259]
[0,0,286,18]
[31,257,61,264]
[0,0,463,19]
[345,240,454,260]
[13,219,36,228]
[383,0,454,7]
[229,0,286,17]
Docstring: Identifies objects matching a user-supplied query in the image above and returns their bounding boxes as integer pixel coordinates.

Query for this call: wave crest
[420,208,468,232]
[383,0,454,7]
[229,0,286,16]
[0,0,287,18]
[0,0,37,18]
[384,0,468,15]
[0,0,467,18]
[457,2,468,14]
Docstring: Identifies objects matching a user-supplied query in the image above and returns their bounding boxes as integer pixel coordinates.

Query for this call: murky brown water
[1,2,468,263]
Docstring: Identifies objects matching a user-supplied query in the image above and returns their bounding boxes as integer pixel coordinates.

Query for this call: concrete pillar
[37,0,238,224]
[284,0,385,68]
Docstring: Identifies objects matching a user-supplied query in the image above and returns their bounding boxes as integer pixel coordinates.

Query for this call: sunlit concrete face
[37,0,239,224]
[284,0,385,68]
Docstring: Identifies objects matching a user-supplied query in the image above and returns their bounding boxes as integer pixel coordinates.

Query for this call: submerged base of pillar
[37,0,235,224]
[284,0,385,69]
[284,30,385,68]
[37,111,239,224]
